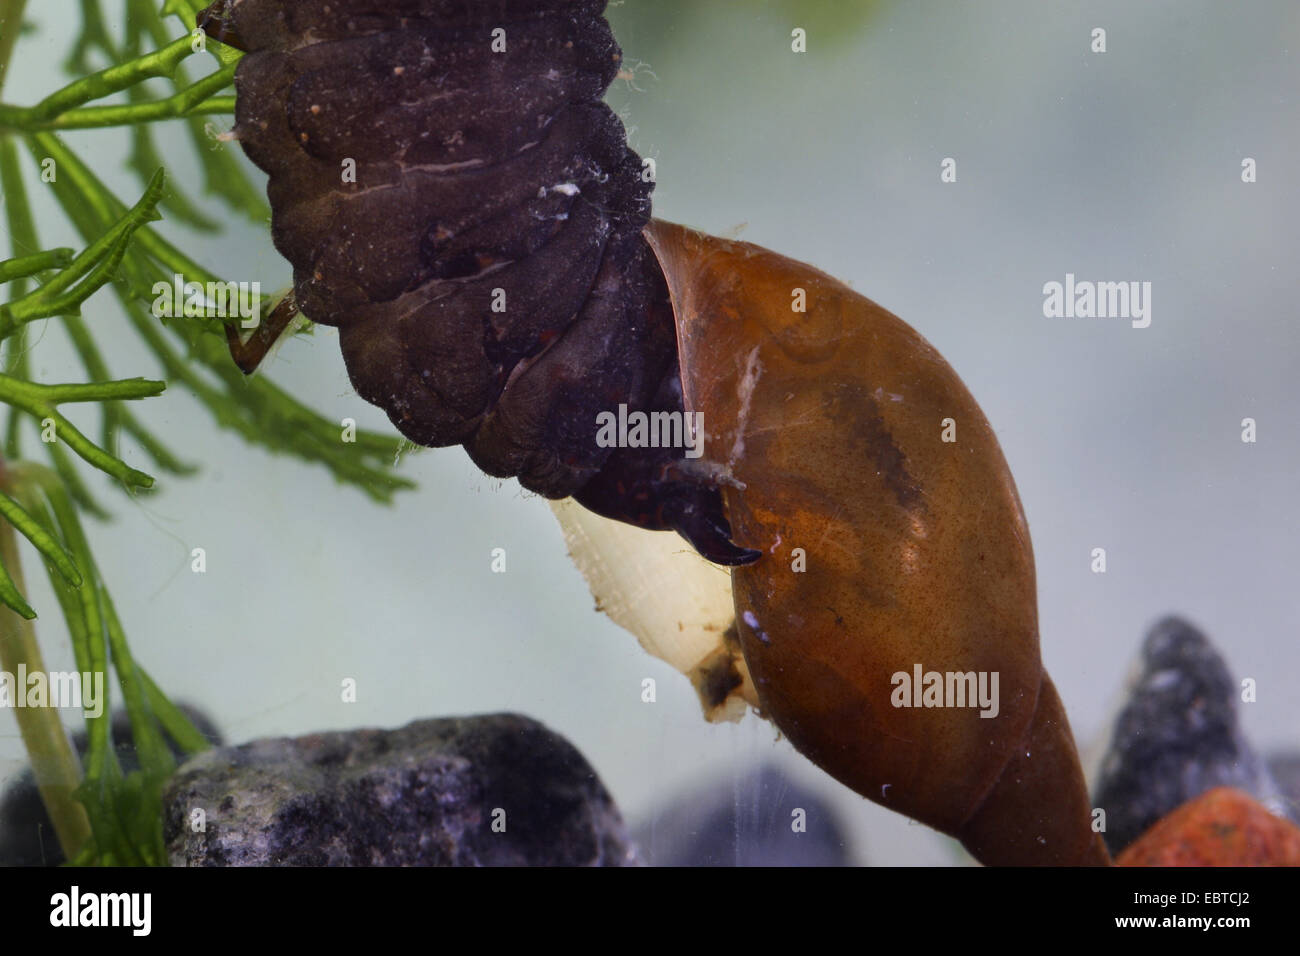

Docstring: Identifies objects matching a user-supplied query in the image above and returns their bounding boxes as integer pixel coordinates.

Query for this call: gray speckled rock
[1266,752,1300,821]
[163,714,636,866]
[1093,616,1287,855]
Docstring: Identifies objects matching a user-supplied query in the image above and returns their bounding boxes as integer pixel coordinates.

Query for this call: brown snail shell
[643,219,1110,866]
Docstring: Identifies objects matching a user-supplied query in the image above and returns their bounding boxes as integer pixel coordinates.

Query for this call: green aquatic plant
[0,0,412,864]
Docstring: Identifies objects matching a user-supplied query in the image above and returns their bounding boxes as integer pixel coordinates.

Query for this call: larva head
[644,220,1108,864]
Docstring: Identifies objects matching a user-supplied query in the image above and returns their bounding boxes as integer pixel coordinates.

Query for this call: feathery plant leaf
[0,167,164,329]
[4,462,209,864]
[0,0,415,865]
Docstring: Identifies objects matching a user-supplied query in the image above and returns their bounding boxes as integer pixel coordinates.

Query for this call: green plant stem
[0,376,166,403]
[0,65,236,131]
[0,477,92,861]
[30,34,197,117]
[0,31,236,133]
[180,94,234,115]
[38,486,126,863]
[127,0,266,222]
[0,168,164,331]
[45,438,108,519]
[0,488,81,590]
[0,248,73,283]
[101,589,172,781]
[139,668,209,754]
[0,0,29,94]
[0,373,162,487]
[0,138,38,458]
[29,131,246,322]
[61,312,196,476]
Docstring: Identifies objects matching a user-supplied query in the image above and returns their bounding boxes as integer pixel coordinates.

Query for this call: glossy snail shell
[644,220,1110,866]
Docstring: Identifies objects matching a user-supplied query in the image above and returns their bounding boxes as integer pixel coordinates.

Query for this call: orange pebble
[1118,787,1300,866]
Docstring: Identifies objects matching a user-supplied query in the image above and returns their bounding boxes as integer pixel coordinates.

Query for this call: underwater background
[1,0,1297,865]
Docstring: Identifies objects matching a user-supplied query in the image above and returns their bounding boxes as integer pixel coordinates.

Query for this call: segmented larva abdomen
[220,0,674,497]
[205,0,756,564]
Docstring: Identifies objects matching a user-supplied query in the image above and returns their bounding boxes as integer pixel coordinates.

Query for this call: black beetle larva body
[200,0,758,564]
